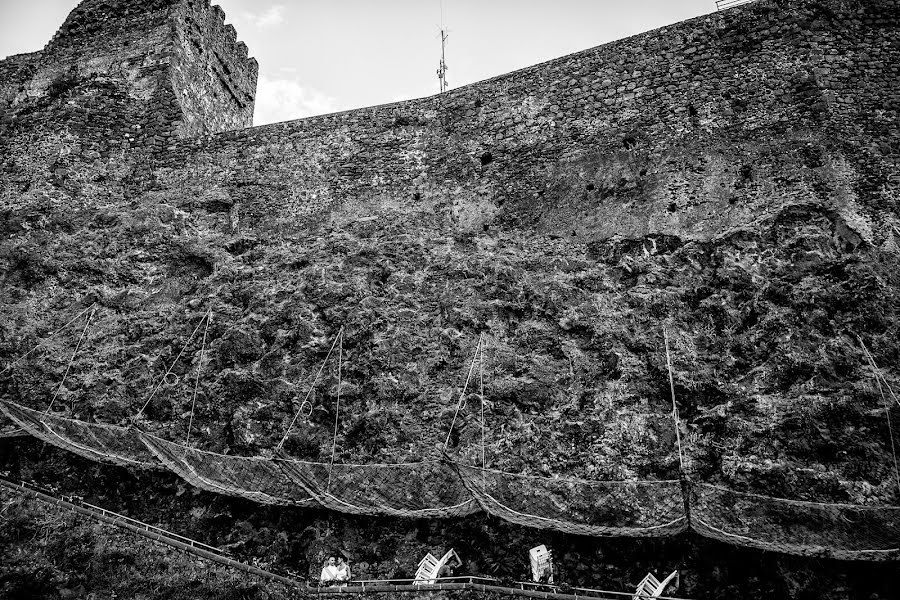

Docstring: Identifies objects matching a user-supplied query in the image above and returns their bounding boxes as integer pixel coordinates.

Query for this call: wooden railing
[0,477,694,600]
[716,0,757,10]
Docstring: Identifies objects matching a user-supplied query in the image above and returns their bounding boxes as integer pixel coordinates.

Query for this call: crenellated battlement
[0,0,257,150]
[42,0,177,59]
[170,0,257,134]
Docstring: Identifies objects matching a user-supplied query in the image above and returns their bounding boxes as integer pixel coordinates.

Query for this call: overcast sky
[0,1,718,126]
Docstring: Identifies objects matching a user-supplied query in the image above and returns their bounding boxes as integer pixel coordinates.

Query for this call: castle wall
[809,3,900,156]
[0,52,41,107]
[0,0,176,147]
[150,0,900,243]
[0,0,257,148]
[0,0,258,208]
[170,0,258,136]
[1,0,896,243]
[0,1,178,207]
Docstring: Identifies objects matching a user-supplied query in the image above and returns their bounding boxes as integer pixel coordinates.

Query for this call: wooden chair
[529,544,554,584]
[413,549,461,585]
[633,570,678,599]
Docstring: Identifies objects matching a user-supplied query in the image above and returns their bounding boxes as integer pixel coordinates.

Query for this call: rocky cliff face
[1,0,899,597]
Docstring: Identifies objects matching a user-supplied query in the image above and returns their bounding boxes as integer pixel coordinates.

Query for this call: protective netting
[0,426,26,438]
[4,399,900,559]
[140,433,316,507]
[455,464,688,537]
[692,483,900,560]
[0,401,158,469]
[273,451,479,518]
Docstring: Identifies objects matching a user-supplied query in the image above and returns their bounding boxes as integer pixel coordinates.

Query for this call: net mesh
[455,464,688,537]
[0,426,26,438]
[4,399,900,560]
[273,451,479,518]
[692,483,900,560]
[0,401,158,469]
[140,433,317,507]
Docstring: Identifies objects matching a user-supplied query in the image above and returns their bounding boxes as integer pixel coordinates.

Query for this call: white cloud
[239,5,285,29]
[253,75,338,125]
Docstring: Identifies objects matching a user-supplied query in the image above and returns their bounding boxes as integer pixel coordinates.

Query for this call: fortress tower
[0,0,257,154]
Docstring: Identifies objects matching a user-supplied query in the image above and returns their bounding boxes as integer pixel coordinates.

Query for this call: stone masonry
[2,0,897,250]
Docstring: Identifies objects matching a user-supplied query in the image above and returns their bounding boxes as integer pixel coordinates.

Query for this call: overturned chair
[529,544,554,584]
[414,549,462,585]
[633,570,678,599]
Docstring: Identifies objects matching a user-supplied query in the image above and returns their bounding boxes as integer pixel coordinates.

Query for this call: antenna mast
[437,28,449,93]
[436,0,448,93]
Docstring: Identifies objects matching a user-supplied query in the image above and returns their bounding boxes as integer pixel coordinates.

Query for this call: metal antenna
[437,28,449,93]
[436,0,448,93]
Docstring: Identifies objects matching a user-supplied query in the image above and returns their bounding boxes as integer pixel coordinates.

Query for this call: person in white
[320,556,340,582]
[336,557,351,582]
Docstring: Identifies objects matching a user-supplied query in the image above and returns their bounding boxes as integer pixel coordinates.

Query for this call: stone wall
[1,0,897,243]
[0,0,173,209]
[810,2,900,154]
[0,0,258,210]
[171,0,258,136]
[0,52,40,106]
[148,0,900,245]
[0,0,257,150]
